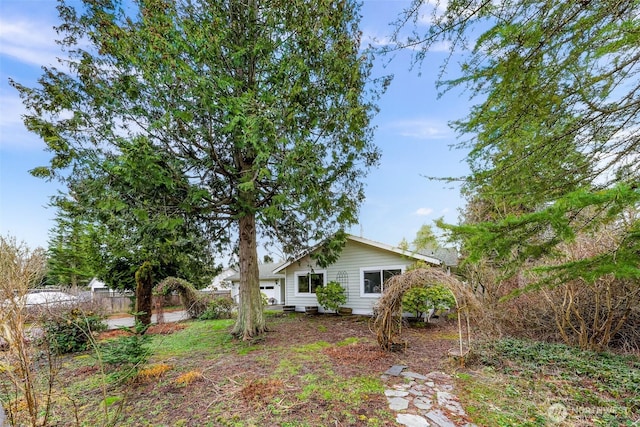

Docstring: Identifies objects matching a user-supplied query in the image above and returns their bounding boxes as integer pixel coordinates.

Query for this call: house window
[360,266,403,297]
[295,271,326,294]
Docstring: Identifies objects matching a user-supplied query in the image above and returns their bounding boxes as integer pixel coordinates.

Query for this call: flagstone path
[382,365,478,427]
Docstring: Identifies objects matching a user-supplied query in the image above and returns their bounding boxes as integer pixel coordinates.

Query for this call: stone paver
[413,396,433,411]
[383,365,476,426]
[386,365,408,376]
[426,409,457,427]
[388,397,410,411]
[386,390,410,397]
[402,371,428,380]
[396,413,431,427]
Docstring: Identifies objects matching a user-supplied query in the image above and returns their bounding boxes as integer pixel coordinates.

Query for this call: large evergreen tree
[47,195,98,288]
[392,1,640,288]
[12,0,383,338]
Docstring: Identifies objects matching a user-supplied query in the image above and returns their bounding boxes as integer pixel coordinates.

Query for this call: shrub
[43,307,107,354]
[199,296,236,320]
[467,229,640,351]
[315,281,347,313]
[402,284,455,321]
[98,322,151,379]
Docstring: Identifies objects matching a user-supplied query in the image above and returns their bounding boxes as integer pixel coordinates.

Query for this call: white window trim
[359,265,405,298]
[294,270,327,296]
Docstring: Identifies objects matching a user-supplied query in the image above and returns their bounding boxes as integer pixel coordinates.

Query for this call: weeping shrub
[154,277,207,318]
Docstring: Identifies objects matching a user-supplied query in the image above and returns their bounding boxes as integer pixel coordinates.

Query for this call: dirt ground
[83,314,461,426]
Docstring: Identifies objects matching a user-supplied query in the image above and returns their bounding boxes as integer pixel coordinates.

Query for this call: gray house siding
[282,239,429,315]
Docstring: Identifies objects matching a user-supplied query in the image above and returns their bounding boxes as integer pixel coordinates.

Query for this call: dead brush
[136,363,173,382]
[174,370,203,387]
[240,378,284,404]
[0,236,50,427]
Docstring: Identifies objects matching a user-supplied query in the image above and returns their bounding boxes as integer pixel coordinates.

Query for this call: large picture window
[295,271,325,294]
[360,267,403,296]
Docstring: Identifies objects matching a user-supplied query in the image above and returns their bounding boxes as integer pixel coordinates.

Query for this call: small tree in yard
[0,236,49,427]
[402,284,455,322]
[316,281,347,314]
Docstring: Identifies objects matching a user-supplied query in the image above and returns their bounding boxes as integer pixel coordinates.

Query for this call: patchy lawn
[2,312,639,426]
[8,313,456,426]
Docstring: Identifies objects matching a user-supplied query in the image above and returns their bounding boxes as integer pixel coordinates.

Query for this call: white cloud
[416,0,450,26]
[361,31,394,49]
[415,207,433,216]
[389,118,452,140]
[362,28,451,53]
[0,18,61,67]
[0,92,50,151]
[0,94,25,127]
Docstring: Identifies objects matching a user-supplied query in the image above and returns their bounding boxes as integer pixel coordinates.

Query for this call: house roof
[417,246,459,267]
[273,234,443,273]
[228,261,285,282]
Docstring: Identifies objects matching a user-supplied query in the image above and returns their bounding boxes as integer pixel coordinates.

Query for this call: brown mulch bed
[235,314,459,377]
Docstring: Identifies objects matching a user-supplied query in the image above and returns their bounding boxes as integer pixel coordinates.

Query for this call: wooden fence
[91,290,181,314]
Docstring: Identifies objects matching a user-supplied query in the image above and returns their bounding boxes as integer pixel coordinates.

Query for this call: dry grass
[240,378,284,404]
[323,343,388,365]
[136,363,173,382]
[174,370,203,387]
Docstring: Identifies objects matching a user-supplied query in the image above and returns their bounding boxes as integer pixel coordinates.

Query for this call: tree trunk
[135,261,153,327]
[233,213,265,339]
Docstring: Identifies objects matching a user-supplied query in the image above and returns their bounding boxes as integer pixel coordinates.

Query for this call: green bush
[402,284,455,320]
[315,281,347,313]
[43,308,107,354]
[98,322,151,380]
[199,296,237,320]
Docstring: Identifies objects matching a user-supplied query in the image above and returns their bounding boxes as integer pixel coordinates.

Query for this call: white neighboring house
[88,278,131,297]
[202,267,237,296]
[227,262,285,305]
[89,278,107,292]
[274,234,451,315]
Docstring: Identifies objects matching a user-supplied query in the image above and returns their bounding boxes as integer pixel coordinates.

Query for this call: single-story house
[228,262,286,304]
[89,277,107,292]
[201,267,237,297]
[88,278,129,297]
[274,234,451,315]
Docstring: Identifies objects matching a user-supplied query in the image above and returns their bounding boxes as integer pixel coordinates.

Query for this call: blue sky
[0,0,471,257]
